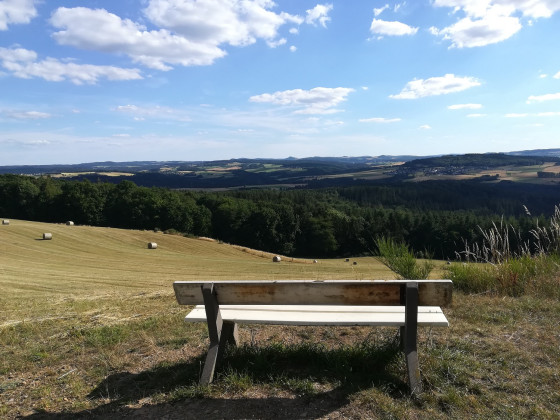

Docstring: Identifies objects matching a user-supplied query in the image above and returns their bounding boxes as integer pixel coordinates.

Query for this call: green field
[1,220,559,419]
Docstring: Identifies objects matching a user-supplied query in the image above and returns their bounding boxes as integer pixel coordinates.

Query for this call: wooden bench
[173,279,453,394]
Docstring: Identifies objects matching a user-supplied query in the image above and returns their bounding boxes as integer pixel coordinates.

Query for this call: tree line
[1,174,557,259]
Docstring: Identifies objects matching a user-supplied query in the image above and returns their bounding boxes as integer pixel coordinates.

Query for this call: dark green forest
[1,174,558,259]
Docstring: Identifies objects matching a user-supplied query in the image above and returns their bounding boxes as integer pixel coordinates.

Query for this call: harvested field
[1,220,559,419]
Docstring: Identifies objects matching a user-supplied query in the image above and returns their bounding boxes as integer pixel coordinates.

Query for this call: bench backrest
[173,280,452,307]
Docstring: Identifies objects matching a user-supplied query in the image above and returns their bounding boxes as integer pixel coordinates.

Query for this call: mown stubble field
[1,220,559,419]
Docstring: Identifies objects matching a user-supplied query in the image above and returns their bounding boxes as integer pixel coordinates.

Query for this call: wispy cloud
[448,103,482,110]
[359,117,401,123]
[0,46,142,84]
[2,110,52,119]
[250,87,355,115]
[391,74,481,99]
[526,92,560,103]
[373,4,389,17]
[114,104,190,121]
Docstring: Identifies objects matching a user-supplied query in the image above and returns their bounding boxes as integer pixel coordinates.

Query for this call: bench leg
[218,321,238,360]
[200,283,223,385]
[404,282,422,394]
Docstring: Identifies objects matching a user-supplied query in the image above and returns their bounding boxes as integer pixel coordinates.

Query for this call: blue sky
[1,0,560,165]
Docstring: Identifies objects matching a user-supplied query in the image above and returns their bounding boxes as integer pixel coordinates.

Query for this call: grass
[449,207,560,299]
[375,237,434,279]
[1,220,559,418]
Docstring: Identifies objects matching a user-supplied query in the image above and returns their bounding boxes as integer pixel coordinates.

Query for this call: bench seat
[185,304,449,327]
[174,280,452,393]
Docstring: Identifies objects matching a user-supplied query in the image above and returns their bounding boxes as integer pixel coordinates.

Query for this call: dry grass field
[1,220,559,419]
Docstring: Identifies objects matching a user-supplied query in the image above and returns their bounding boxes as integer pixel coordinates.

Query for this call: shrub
[375,237,434,279]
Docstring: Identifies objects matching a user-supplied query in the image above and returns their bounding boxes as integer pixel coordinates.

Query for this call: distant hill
[402,153,560,169]
[2,148,559,189]
[507,148,560,158]
[0,155,425,176]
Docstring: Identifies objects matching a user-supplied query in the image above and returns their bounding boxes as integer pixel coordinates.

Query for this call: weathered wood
[184,305,449,326]
[174,280,452,307]
[218,321,239,359]
[174,279,452,392]
[199,283,223,385]
[404,282,422,394]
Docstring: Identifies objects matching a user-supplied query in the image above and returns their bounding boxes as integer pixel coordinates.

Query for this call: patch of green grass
[447,254,560,298]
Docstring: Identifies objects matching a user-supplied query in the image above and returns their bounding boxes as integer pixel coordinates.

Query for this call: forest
[2,173,559,259]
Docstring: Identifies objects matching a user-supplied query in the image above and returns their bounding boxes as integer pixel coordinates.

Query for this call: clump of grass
[375,237,434,279]
[450,206,560,298]
[448,254,560,298]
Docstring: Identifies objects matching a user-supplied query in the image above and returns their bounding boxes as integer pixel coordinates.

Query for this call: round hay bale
[2,219,9,225]
[353,261,358,265]
[148,242,158,249]
[66,221,74,226]
[345,258,350,262]
[313,259,318,264]
[272,255,282,262]
[43,233,53,240]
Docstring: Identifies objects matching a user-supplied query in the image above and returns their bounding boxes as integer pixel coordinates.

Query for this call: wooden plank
[173,280,453,307]
[184,305,449,327]
[200,283,222,385]
[404,282,422,394]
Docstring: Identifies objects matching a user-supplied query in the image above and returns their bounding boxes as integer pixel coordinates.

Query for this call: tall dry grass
[448,206,560,298]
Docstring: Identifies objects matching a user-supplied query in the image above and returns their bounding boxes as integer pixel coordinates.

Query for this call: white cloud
[430,14,521,48]
[3,110,52,120]
[537,111,560,117]
[448,103,483,109]
[433,0,560,19]
[289,45,297,52]
[554,71,560,79]
[114,104,191,121]
[305,4,333,27]
[497,0,560,19]
[506,111,560,117]
[50,2,325,70]
[0,47,142,84]
[419,124,432,129]
[527,92,560,103]
[390,74,481,99]
[249,87,354,114]
[51,7,226,71]
[267,38,287,48]
[0,0,37,30]
[374,4,389,16]
[429,0,560,48]
[370,19,418,36]
[359,117,401,123]
[144,0,303,47]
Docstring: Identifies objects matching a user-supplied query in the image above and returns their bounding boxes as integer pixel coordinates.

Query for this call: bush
[375,237,434,279]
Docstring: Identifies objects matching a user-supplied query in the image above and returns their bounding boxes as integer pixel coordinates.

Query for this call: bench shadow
[22,340,406,419]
